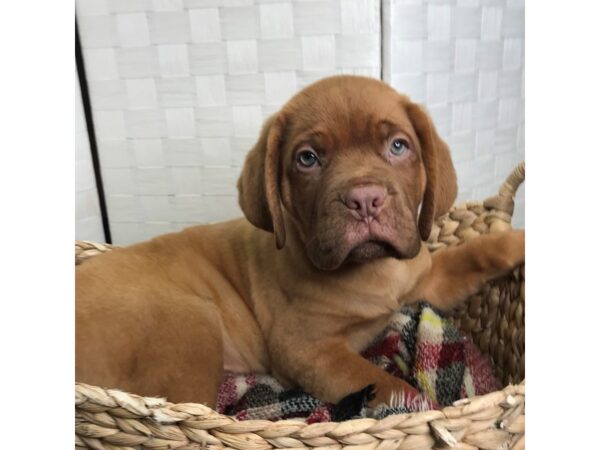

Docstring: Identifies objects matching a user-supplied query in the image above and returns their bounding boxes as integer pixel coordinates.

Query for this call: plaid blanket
[216,303,500,422]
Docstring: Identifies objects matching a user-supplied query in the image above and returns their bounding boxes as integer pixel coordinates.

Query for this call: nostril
[348,199,361,210]
[371,195,384,208]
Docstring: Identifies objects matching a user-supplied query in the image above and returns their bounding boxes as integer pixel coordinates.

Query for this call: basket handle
[482,161,524,218]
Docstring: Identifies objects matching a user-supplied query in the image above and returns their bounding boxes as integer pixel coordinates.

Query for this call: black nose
[343,185,386,219]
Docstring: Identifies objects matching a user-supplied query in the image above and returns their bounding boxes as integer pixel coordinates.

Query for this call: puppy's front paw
[497,229,525,269]
[369,379,427,409]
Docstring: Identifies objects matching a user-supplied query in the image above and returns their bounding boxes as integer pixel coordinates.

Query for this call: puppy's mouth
[347,240,401,262]
[306,209,422,271]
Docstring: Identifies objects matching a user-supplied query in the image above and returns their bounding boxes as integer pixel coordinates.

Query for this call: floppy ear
[237,114,287,249]
[406,102,457,241]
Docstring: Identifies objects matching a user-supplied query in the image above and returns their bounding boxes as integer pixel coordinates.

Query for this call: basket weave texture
[75,163,525,450]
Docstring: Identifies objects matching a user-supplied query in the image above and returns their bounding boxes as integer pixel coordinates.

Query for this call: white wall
[76,0,381,244]
[383,0,524,227]
[76,0,524,244]
[75,71,105,243]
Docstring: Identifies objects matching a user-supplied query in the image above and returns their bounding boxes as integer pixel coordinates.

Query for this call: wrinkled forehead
[281,79,417,150]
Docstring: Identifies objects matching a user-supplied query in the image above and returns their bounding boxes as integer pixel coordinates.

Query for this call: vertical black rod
[75,20,112,244]
[380,0,384,81]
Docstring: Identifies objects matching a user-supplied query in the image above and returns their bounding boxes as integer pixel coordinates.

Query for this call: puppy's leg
[78,293,224,407]
[271,339,421,408]
[133,295,225,406]
[411,229,525,310]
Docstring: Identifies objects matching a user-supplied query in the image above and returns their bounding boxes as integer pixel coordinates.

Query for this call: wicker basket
[75,163,525,450]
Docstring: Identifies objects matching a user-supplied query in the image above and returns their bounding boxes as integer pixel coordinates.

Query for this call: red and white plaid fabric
[216,303,501,422]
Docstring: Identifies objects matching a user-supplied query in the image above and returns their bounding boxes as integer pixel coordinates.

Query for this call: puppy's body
[76,218,431,401]
[76,76,524,407]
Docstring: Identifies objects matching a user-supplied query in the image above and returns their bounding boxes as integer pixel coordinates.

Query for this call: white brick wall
[76,0,523,244]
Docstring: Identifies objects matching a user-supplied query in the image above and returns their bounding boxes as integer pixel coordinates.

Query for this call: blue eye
[390,138,408,156]
[297,150,319,168]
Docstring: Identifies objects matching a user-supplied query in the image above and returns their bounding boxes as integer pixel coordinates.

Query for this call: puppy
[76,75,524,408]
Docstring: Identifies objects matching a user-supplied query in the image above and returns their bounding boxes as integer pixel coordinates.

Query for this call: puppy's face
[238,76,457,271]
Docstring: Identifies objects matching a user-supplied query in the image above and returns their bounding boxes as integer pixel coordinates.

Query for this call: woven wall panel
[383,0,524,228]
[77,0,381,244]
[76,0,523,244]
[76,71,105,243]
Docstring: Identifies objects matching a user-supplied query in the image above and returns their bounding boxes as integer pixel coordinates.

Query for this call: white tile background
[76,0,523,245]
[383,0,524,227]
[76,71,105,243]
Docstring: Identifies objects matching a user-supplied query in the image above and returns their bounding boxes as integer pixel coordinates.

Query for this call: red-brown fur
[76,76,524,407]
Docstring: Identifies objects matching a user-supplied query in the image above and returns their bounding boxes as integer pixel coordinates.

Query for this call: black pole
[75,20,112,244]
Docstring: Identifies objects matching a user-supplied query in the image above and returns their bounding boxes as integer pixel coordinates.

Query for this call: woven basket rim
[76,380,524,448]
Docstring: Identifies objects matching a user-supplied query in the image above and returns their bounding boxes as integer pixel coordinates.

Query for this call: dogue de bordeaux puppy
[76,75,524,408]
